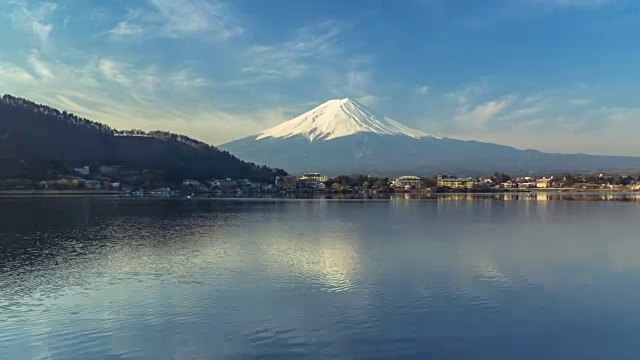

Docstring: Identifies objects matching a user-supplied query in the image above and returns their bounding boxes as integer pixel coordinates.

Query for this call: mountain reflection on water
[2,197,640,359]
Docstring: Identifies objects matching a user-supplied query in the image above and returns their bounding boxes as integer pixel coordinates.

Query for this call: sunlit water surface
[2,197,640,359]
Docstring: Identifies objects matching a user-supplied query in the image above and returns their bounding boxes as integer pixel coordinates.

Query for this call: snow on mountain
[220,98,640,176]
[256,98,438,141]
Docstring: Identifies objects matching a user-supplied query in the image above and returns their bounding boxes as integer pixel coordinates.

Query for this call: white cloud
[0,62,36,84]
[528,0,613,8]
[414,79,640,155]
[346,71,371,93]
[169,70,210,88]
[27,51,54,79]
[10,1,57,43]
[415,85,430,95]
[445,81,488,105]
[151,0,243,38]
[98,58,132,86]
[106,21,144,39]
[240,21,344,81]
[228,20,379,105]
[568,98,592,106]
[507,106,543,117]
[455,98,510,127]
[356,95,391,107]
[107,0,243,40]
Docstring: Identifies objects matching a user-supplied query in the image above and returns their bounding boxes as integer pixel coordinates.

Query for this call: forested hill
[0,94,286,183]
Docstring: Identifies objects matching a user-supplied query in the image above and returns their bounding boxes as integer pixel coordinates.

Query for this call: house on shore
[392,176,421,189]
[437,175,475,189]
[536,178,553,188]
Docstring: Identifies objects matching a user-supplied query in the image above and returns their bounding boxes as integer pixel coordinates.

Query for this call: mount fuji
[220,98,640,176]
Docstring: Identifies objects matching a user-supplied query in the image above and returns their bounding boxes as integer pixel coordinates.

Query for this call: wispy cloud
[239,20,345,81]
[0,51,240,144]
[415,85,430,95]
[106,21,144,39]
[445,81,488,106]
[0,62,36,84]
[26,51,54,79]
[412,79,640,155]
[346,71,371,93]
[527,0,614,9]
[229,19,381,104]
[10,1,57,43]
[568,98,592,105]
[454,98,512,128]
[99,58,132,86]
[356,94,391,107]
[106,0,243,40]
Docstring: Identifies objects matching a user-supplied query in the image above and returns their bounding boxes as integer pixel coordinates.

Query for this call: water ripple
[2,198,640,359]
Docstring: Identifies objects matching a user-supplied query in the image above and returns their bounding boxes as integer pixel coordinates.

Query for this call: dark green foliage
[0,94,286,183]
[325,174,389,189]
[421,176,437,188]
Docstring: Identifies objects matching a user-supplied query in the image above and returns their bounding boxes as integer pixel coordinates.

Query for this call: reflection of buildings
[437,193,475,202]
[534,193,549,201]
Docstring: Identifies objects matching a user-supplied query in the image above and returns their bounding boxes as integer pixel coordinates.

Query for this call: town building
[119,168,146,182]
[275,176,284,188]
[500,181,517,189]
[392,176,421,189]
[99,165,121,175]
[84,180,102,190]
[73,166,90,176]
[209,178,237,190]
[536,178,553,188]
[298,173,328,189]
[437,175,476,189]
[302,173,328,182]
[182,179,201,187]
[282,177,298,190]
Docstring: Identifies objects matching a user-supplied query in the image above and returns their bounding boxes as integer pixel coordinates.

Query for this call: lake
[2,196,640,359]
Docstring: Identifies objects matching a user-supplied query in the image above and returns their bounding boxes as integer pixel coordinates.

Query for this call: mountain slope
[0,95,285,182]
[221,98,640,176]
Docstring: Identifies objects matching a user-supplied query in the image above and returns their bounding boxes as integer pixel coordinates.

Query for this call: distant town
[2,163,640,197]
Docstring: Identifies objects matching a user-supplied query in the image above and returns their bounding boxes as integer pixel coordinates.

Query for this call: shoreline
[0,190,126,198]
[1,189,639,200]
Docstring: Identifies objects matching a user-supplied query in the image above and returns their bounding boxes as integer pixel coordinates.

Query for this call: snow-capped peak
[256,98,439,142]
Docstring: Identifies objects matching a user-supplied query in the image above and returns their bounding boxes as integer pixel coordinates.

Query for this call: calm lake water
[2,196,640,359]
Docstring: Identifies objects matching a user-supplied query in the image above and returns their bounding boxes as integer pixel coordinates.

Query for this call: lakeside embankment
[1,188,640,201]
[0,190,125,198]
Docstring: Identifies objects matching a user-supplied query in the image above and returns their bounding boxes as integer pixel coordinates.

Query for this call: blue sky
[1,0,639,155]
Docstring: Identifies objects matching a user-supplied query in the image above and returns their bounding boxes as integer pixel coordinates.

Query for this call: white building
[301,173,329,182]
[84,180,102,190]
[275,176,284,188]
[501,181,517,189]
[209,178,237,189]
[536,178,553,188]
[393,176,421,189]
[73,166,90,176]
[182,179,201,187]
